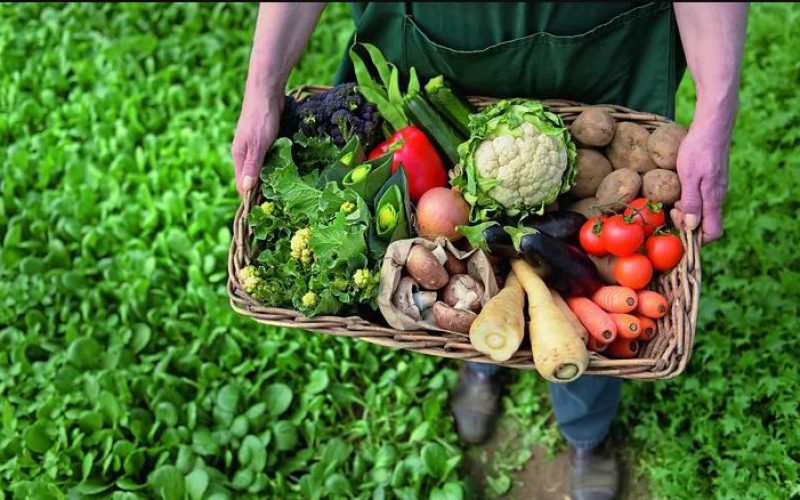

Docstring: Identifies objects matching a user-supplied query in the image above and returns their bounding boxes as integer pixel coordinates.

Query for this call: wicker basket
[227,85,701,380]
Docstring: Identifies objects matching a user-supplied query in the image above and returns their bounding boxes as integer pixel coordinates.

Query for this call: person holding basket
[232,3,748,498]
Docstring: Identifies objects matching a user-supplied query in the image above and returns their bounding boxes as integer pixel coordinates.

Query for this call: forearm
[673,3,749,140]
[245,2,326,96]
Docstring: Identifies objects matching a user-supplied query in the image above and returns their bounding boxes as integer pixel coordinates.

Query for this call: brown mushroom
[443,250,467,275]
[432,301,477,334]
[392,277,422,320]
[405,245,449,290]
[442,274,484,313]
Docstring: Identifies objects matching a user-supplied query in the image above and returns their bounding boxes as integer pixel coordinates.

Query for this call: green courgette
[424,75,475,137]
[403,94,463,165]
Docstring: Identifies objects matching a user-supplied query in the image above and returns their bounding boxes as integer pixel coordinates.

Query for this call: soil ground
[461,415,651,500]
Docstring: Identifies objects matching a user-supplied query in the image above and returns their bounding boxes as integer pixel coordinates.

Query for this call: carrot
[566,297,618,345]
[591,286,638,313]
[550,289,589,344]
[609,313,642,340]
[587,337,608,353]
[635,314,657,341]
[469,272,526,362]
[511,259,589,383]
[605,338,639,359]
[636,290,669,319]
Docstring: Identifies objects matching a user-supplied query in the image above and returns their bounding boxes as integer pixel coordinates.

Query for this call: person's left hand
[670,122,732,244]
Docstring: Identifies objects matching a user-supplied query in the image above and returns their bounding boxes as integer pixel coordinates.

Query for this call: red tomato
[579,217,607,257]
[614,254,653,290]
[646,233,685,271]
[600,215,645,257]
[624,198,666,236]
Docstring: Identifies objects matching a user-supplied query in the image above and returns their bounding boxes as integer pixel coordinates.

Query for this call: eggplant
[456,221,518,258]
[519,210,587,243]
[505,225,603,297]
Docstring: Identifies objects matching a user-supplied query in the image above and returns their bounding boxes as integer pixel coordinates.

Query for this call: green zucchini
[424,75,474,137]
[403,94,463,166]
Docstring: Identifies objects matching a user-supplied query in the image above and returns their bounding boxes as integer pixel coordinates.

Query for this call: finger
[700,179,726,243]
[231,141,248,197]
[241,148,264,194]
[674,176,703,232]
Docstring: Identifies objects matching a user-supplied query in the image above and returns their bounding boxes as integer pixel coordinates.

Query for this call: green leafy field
[1,3,798,499]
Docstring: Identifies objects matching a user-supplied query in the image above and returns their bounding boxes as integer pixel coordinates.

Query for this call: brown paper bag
[377,236,499,334]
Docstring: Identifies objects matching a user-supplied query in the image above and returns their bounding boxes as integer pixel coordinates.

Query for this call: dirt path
[461,416,650,499]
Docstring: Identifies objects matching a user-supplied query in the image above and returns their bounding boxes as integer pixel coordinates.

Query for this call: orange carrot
[587,337,608,353]
[636,315,657,341]
[636,290,669,319]
[566,297,617,344]
[591,286,638,313]
[609,313,642,340]
[605,338,639,359]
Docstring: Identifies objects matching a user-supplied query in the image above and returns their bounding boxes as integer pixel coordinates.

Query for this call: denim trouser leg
[466,361,503,378]
[549,376,622,450]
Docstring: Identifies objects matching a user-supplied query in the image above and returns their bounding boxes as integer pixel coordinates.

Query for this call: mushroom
[432,301,477,334]
[443,250,467,275]
[442,274,484,313]
[392,277,422,320]
[405,245,449,290]
[393,276,439,321]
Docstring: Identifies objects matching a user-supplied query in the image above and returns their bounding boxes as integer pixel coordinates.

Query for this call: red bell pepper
[368,126,448,203]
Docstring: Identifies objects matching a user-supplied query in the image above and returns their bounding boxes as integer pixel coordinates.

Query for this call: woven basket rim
[227,84,701,380]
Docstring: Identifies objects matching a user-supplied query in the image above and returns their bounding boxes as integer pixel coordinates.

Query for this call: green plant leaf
[148,465,186,500]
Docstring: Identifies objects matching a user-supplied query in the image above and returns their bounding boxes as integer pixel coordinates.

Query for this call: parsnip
[469,273,526,361]
[550,289,589,344]
[511,260,589,383]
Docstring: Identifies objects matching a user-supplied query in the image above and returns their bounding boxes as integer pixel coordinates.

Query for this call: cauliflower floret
[238,266,261,294]
[353,268,372,289]
[301,291,318,308]
[474,121,568,210]
[290,227,313,265]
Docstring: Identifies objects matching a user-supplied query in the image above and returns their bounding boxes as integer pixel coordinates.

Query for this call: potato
[647,123,688,170]
[570,149,613,198]
[595,168,642,206]
[606,122,657,173]
[642,169,681,204]
[570,107,616,147]
[566,197,603,219]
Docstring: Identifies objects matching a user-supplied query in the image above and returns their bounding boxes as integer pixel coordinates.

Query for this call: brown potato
[606,122,657,174]
[570,149,613,198]
[566,197,603,219]
[647,123,688,170]
[570,107,616,147]
[642,169,681,204]
[595,168,642,206]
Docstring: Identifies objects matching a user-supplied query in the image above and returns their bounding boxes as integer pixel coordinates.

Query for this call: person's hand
[671,120,732,244]
[231,87,284,197]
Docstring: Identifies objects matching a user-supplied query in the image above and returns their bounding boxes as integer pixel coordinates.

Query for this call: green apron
[334,2,686,118]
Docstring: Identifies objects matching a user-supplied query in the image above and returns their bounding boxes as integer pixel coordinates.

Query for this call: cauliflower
[454,99,577,220]
[260,201,276,216]
[339,201,356,214]
[290,227,313,265]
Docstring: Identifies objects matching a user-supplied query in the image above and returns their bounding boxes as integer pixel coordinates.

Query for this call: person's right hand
[231,87,284,197]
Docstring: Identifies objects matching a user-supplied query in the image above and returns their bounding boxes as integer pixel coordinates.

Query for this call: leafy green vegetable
[349,43,420,133]
[246,137,380,315]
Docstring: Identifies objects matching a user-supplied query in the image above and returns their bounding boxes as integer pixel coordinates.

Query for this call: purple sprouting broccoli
[294,83,384,150]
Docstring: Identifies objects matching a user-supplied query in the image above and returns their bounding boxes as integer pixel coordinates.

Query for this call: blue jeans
[466,362,622,450]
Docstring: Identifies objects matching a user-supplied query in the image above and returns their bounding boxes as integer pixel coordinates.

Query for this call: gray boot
[449,364,502,445]
[569,436,620,500]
